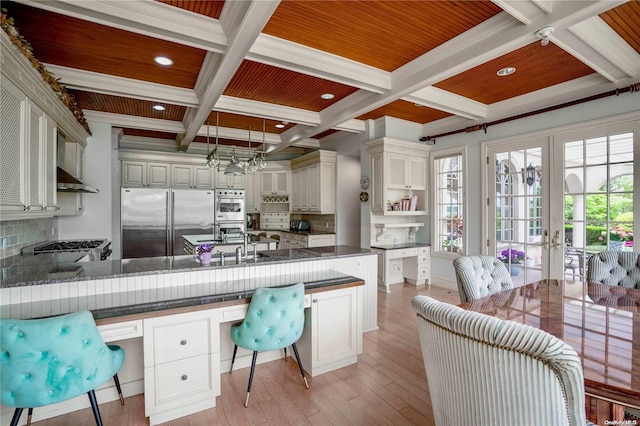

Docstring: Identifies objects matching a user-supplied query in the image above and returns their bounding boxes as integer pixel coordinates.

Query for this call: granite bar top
[1,269,362,320]
[370,243,431,250]
[1,245,372,287]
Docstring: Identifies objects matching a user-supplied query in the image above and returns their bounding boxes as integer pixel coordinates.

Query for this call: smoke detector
[536,26,555,46]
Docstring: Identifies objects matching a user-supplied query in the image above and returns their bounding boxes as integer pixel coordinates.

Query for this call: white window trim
[431,145,467,259]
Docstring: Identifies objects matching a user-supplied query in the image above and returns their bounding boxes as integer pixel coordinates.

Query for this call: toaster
[290,220,311,232]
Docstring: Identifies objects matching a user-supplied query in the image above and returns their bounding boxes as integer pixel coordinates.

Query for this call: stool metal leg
[26,408,33,426]
[245,351,258,407]
[230,344,238,373]
[87,389,104,426]
[9,408,23,426]
[291,343,309,389]
[113,373,125,405]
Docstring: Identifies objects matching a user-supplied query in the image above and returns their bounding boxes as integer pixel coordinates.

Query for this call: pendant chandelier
[224,126,246,175]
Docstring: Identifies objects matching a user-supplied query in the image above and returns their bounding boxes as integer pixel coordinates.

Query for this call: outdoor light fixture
[521,163,541,187]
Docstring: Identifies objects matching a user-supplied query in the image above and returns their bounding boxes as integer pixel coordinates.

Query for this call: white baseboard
[429,276,458,292]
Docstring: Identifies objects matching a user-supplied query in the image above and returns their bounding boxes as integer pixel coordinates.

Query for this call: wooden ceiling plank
[178,0,280,150]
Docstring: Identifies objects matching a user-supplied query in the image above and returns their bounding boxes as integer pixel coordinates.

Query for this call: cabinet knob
[181,375,188,381]
[180,339,187,345]
[313,299,318,303]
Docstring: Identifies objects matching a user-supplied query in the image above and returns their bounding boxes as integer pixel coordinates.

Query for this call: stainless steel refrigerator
[121,188,215,258]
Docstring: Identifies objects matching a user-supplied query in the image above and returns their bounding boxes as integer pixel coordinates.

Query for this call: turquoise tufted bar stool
[230,283,309,407]
[1,311,125,426]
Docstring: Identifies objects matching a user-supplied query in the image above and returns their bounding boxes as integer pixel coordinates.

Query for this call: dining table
[459,279,639,425]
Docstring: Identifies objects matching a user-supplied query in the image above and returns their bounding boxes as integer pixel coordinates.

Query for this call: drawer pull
[313,299,318,303]
[180,339,187,345]
[181,375,188,381]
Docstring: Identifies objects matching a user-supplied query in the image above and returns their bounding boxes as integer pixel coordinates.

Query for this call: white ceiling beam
[15,0,227,52]
[403,87,488,120]
[178,0,281,151]
[83,110,186,134]
[491,0,547,25]
[248,34,391,93]
[214,95,320,127]
[567,17,640,80]
[44,64,200,107]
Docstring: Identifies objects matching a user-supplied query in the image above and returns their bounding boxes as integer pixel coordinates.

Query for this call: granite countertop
[1,269,362,321]
[248,229,335,236]
[182,234,278,246]
[370,242,431,250]
[1,245,373,287]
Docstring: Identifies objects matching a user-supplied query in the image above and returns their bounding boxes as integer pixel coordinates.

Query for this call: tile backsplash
[0,217,58,260]
[290,214,335,233]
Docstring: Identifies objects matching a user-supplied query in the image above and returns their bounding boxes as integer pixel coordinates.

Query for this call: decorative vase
[199,251,212,265]
[609,241,624,251]
[509,264,522,276]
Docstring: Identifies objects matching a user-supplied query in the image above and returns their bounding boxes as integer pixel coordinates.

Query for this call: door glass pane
[495,147,543,285]
[564,132,634,281]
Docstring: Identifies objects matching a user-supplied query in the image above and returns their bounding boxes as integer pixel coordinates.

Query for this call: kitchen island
[0,246,377,425]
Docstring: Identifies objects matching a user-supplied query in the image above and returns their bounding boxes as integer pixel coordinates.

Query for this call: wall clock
[359,192,369,202]
[360,175,370,190]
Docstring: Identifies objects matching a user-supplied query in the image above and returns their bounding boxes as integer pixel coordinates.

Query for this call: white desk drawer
[417,255,429,264]
[99,319,142,343]
[387,248,418,259]
[154,354,214,405]
[417,247,430,255]
[153,319,210,364]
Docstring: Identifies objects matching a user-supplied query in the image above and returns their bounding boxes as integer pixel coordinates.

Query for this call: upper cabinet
[0,78,58,217]
[122,160,170,188]
[215,165,245,189]
[1,31,90,219]
[290,150,336,214]
[171,164,213,189]
[260,170,290,195]
[367,138,430,215]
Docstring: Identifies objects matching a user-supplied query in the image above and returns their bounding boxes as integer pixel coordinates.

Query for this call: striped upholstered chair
[453,255,513,303]
[587,251,640,288]
[412,296,589,426]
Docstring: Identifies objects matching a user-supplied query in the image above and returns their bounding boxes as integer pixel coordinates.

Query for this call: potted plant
[195,243,213,265]
[499,248,526,276]
[598,225,633,251]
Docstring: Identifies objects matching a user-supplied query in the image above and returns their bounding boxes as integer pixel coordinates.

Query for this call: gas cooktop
[31,240,106,252]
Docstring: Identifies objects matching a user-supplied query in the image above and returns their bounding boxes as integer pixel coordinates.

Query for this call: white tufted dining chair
[412,296,590,426]
[453,255,513,303]
[587,251,640,288]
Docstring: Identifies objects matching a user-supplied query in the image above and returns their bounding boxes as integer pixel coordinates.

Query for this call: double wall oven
[215,189,245,240]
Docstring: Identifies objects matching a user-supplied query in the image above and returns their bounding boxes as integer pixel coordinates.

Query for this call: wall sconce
[521,163,541,187]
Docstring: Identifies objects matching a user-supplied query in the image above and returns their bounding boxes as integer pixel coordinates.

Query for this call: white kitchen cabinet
[260,212,290,230]
[0,80,57,216]
[143,309,220,425]
[367,138,430,215]
[280,232,335,248]
[298,286,358,376]
[122,160,170,188]
[215,165,245,189]
[244,172,260,213]
[260,170,290,195]
[290,150,336,214]
[171,164,212,189]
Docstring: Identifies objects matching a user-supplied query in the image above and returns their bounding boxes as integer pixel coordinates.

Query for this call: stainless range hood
[57,167,99,193]
[56,132,99,193]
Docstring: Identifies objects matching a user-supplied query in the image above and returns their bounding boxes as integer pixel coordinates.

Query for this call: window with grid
[434,151,464,253]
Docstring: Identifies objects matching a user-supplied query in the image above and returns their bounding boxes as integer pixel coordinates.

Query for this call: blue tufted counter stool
[1,311,125,426]
[230,283,309,407]
[453,255,514,303]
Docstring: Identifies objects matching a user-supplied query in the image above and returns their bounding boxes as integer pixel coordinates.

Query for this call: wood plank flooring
[34,284,460,426]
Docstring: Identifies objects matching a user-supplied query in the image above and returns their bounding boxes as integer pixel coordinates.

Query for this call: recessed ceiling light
[154,56,173,66]
[152,105,166,111]
[275,123,285,129]
[497,67,516,77]
[320,93,335,100]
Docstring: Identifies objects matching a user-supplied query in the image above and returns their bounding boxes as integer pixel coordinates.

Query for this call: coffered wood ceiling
[3,0,638,155]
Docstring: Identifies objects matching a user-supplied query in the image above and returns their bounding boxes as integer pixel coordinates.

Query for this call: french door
[486,118,638,283]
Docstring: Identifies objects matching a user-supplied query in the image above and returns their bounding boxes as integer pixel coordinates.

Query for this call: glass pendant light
[258,118,268,169]
[206,112,220,169]
[224,124,246,175]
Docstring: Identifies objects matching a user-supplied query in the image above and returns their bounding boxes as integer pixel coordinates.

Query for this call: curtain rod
[420,82,640,144]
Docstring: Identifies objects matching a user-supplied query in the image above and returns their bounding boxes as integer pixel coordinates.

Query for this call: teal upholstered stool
[230,283,309,407]
[1,311,125,426]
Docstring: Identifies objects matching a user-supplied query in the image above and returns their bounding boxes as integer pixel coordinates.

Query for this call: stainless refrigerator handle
[166,191,171,256]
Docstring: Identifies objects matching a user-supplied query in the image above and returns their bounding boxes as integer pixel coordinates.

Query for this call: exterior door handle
[543,230,549,249]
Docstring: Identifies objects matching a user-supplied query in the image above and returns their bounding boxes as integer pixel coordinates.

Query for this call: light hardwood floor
[34,284,460,426]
